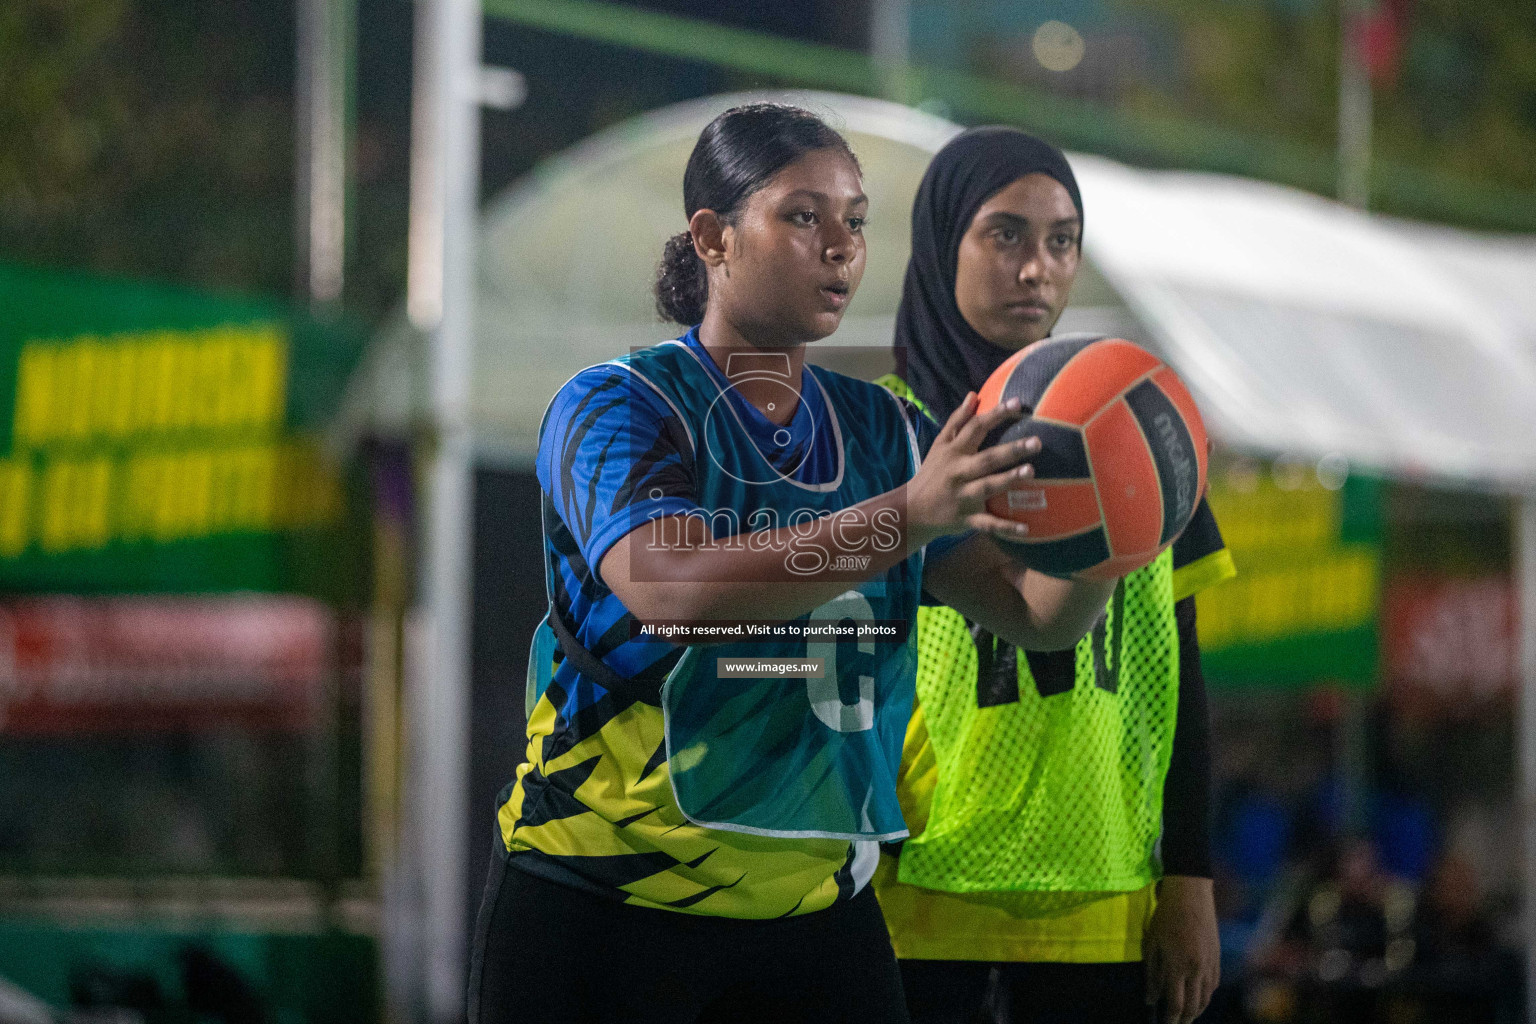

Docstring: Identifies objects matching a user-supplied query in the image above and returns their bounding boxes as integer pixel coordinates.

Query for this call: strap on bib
[545,606,658,705]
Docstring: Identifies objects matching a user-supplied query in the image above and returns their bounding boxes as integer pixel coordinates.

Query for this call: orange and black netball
[978,334,1208,580]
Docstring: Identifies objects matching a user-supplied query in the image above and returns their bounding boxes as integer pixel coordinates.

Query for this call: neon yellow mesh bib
[897,552,1178,914]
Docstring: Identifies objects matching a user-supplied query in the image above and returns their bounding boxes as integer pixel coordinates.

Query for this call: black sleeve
[1160,595,1213,878]
[901,396,941,461]
[1172,496,1224,571]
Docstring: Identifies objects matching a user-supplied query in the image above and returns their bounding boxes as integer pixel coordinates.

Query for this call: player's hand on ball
[906,391,1041,545]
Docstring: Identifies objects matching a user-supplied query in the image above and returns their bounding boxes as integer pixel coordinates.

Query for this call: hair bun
[655,230,707,325]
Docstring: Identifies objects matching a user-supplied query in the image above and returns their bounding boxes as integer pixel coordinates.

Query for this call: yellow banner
[13,325,287,448]
[1198,465,1381,657]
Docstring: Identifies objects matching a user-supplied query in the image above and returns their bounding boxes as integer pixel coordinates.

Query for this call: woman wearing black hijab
[871,129,1233,1024]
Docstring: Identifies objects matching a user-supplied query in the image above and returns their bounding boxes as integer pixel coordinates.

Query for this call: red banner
[0,596,331,732]
[1382,576,1516,713]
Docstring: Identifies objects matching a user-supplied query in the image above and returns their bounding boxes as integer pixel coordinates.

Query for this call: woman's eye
[848,216,866,232]
[1052,233,1076,249]
[994,228,1019,246]
[791,210,817,225]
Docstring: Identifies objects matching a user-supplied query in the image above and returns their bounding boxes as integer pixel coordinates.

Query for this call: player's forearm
[967,573,1112,651]
[924,538,1114,650]
[1014,569,1118,650]
[604,489,935,626]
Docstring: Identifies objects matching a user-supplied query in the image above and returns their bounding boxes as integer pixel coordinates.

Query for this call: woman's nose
[825,225,854,263]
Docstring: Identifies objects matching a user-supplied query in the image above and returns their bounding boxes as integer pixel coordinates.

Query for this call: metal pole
[402,0,480,1018]
[1517,495,1536,1024]
[1338,688,1370,837]
[1337,0,1372,210]
[296,0,352,306]
[870,0,912,104]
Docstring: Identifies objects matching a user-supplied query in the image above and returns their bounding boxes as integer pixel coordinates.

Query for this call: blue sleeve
[536,365,700,585]
[898,397,974,566]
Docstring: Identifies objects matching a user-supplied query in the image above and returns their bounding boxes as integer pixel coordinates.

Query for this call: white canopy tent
[368,89,1536,1020]
[1075,160,1536,492]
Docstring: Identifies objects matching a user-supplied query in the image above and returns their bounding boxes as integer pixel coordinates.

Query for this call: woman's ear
[689,209,728,268]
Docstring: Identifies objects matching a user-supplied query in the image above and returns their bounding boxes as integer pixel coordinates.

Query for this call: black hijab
[896,127,1083,422]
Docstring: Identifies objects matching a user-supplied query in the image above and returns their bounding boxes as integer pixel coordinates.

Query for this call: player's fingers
[964,435,1040,478]
[961,462,1035,505]
[967,512,1030,541]
[1181,972,1204,1024]
[1144,944,1165,1007]
[954,396,1023,452]
[1196,964,1219,1020]
[1160,969,1187,1024]
[937,392,978,443]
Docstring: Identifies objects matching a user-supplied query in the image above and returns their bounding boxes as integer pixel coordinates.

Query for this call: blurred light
[916,97,953,120]
[1223,458,1261,493]
[870,0,913,103]
[297,0,349,306]
[1272,457,1310,491]
[1032,21,1085,73]
[477,66,527,111]
[1245,979,1296,1022]
[1317,947,1351,982]
[1316,452,1349,490]
[407,0,444,332]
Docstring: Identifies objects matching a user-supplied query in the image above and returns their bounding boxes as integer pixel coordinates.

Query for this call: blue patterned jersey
[498,330,965,918]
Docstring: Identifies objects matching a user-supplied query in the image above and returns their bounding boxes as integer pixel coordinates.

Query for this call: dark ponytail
[655,230,709,326]
[654,103,860,326]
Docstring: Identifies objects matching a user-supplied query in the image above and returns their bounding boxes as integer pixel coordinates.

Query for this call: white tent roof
[338,91,1536,493]
[1072,157,1536,492]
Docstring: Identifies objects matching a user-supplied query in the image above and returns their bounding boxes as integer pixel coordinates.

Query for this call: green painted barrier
[0,921,376,1023]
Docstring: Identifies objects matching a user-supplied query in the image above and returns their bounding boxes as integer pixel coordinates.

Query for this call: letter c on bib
[806,589,876,732]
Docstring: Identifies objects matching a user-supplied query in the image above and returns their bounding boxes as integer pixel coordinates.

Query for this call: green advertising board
[0,264,367,597]
[1198,461,1383,687]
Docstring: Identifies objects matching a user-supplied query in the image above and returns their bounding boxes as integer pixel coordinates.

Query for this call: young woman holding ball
[468,106,1116,1024]
[872,128,1235,1024]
